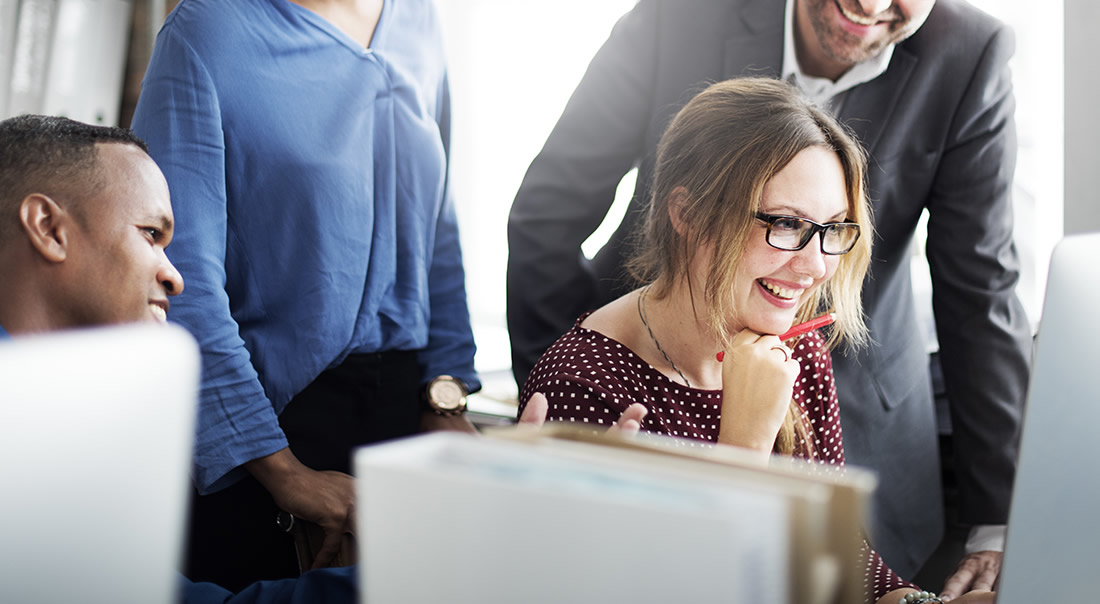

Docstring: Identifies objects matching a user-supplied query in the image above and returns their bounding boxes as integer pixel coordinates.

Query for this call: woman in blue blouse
[131,0,478,589]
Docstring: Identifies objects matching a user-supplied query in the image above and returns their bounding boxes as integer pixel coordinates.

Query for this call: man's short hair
[0,114,150,245]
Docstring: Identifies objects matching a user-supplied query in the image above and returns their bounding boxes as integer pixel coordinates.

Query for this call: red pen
[716,313,836,362]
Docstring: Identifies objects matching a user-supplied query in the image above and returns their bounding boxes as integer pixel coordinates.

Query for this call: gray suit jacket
[507,0,1031,576]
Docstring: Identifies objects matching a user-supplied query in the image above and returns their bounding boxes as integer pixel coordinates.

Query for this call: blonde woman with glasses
[519,77,993,604]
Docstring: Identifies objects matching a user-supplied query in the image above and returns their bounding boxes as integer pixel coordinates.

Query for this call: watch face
[430,378,466,411]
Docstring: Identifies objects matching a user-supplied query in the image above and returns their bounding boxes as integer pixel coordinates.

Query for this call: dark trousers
[184,351,422,592]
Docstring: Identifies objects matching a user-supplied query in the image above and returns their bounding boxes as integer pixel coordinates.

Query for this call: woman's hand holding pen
[716,329,798,456]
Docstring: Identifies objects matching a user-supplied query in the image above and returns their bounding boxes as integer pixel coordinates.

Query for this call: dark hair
[0,114,149,243]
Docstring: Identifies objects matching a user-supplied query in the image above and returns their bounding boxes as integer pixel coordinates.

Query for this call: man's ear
[666,186,691,237]
[19,194,72,263]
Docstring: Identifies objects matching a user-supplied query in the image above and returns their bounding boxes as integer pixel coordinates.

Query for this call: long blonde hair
[627,78,873,455]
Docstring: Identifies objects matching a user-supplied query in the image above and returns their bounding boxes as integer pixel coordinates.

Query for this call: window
[436,0,636,380]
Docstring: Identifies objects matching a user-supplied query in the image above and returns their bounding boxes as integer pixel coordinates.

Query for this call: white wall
[436,0,636,375]
[1064,0,1099,235]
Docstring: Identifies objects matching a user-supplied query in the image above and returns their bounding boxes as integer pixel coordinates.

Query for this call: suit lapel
[838,45,918,156]
[723,0,921,159]
[723,0,784,79]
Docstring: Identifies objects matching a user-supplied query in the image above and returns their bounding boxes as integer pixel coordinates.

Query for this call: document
[354,427,874,604]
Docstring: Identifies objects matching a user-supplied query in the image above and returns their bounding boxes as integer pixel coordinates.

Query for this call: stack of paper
[355,427,875,604]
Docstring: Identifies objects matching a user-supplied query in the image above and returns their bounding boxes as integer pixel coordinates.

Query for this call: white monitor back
[0,324,199,604]
[998,233,1099,602]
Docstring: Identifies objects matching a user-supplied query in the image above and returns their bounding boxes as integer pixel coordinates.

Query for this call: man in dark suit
[506,0,1032,595]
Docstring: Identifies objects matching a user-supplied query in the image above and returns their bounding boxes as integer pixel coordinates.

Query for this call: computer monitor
[997,232,1098,602]
[0,324,199,603]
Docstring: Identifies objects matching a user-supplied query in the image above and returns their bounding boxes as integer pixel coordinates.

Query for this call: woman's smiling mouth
[759,279,800,301]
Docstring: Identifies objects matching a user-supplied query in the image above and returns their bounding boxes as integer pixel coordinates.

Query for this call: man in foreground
[0,114,357,603]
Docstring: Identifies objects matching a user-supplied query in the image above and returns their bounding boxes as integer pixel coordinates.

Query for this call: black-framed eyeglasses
[754,212,861,255]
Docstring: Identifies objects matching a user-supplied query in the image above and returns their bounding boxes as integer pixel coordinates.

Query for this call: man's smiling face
[64,143,184,327]
[797,0,935,78]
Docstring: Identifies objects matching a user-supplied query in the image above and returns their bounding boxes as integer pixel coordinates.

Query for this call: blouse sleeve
[861,538,917,602]
[520,370,634,431]
[791,332,847,466]
[131,24,287,494]
[416,13,479,391]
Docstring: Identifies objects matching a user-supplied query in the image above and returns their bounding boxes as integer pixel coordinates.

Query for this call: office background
[0,0,1082,388]
[431,0,1066,391]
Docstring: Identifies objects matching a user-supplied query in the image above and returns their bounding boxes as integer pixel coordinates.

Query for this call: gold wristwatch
[422,375,468,416]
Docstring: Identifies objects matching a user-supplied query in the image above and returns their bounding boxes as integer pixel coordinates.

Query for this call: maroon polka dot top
[519,315,917,602]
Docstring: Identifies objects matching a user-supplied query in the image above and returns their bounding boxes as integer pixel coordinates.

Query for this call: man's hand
[947,593,995,604]
[245,448,356,569]
[940,550,1001,600]
[519,392,647,435]
[876,589,994,604]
